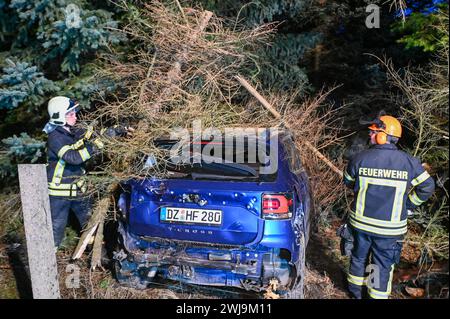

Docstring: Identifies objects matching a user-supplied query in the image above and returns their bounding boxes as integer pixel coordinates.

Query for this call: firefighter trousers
[347,229,403,299]
[50,196,92,247]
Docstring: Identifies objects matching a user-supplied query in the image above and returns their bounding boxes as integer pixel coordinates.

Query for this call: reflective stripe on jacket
[46,126,94,197]
[343,143,435,237]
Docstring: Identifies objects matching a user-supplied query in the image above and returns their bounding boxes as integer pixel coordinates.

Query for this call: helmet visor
[359,117,385,131]
[66,99,80,114]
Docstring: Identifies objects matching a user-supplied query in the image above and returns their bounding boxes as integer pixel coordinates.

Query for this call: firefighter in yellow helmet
[341,114,435,299]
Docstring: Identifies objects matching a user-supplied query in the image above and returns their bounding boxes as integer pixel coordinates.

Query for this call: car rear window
[151,138,278,182]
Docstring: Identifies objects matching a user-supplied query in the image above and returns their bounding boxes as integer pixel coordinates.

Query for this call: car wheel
[286,233,306,299]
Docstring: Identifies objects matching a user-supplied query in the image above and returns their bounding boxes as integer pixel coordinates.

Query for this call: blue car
[113,130,313,298]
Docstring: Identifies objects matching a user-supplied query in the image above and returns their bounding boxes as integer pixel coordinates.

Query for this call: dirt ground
[0,223,447,299]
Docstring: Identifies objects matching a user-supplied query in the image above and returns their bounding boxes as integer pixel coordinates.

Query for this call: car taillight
[262,193,293,219]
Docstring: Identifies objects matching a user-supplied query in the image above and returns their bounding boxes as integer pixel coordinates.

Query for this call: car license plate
[160,207,222,226]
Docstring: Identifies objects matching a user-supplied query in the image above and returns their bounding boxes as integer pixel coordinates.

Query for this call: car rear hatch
[127,137,280,246]
[129,180,280,245]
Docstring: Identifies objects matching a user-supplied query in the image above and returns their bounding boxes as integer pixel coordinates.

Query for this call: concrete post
[18,164,60,299]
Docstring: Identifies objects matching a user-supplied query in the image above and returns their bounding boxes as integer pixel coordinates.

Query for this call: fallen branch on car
[235,75,343,178]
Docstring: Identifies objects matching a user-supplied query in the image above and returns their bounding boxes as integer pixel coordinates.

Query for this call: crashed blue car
[113,130,313,298]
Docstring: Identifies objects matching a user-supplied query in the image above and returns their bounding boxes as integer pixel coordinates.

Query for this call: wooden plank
[90,197,111,270]
[90,219,104,271]
[72,223,99,260]
[72,196,109,260]
[18,164,60,299]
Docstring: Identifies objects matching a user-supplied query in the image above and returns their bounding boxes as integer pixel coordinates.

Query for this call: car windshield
[152,139,278,182]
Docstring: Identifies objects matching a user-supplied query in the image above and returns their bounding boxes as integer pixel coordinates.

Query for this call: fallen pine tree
[72,0,345,271]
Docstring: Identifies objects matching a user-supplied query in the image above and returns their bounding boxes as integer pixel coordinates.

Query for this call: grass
[0,190,23,243]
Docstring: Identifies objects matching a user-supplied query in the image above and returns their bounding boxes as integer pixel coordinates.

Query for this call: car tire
[286,233,306,299]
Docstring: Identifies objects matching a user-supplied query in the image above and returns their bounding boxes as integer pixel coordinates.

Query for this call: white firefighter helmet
[47,96,79,126]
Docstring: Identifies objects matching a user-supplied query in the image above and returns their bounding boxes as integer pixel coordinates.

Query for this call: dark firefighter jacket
[343,143,435,237]
[46,126,95,197]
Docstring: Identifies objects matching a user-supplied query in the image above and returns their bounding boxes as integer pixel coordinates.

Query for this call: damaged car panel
[113,131,312,297]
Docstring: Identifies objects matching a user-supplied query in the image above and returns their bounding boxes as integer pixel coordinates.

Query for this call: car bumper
[115,223,293,290]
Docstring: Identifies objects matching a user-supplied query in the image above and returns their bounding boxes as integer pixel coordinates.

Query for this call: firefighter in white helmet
[43,96,129,247]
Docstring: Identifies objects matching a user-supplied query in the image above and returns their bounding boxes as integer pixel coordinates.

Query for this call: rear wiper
[166,170,198,179]
[191,173,257,180]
